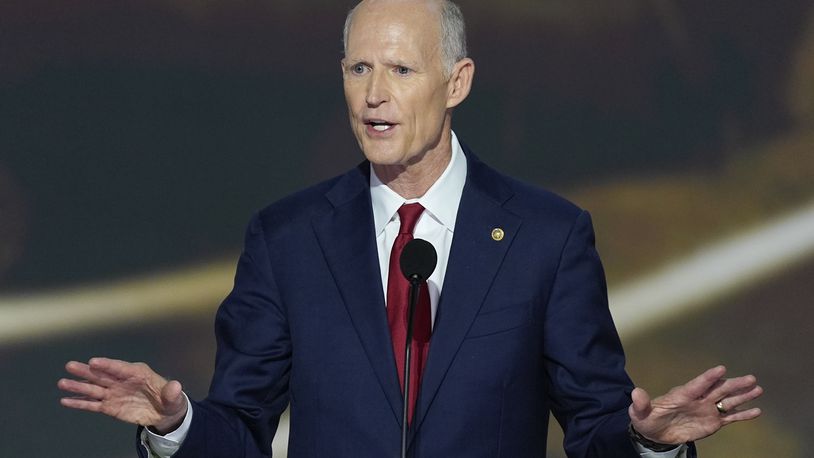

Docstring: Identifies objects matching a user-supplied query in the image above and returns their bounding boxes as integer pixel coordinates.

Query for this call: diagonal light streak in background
[0,260,235,344]
[609,199,814,338]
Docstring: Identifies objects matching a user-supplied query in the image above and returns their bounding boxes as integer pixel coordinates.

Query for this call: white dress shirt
[143,131,685,458]
[370,130,467,322]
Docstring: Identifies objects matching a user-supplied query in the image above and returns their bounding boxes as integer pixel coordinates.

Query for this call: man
[58,1,763,456]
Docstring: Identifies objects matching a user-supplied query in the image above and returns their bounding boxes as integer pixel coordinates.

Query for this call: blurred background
[2,0,813,456]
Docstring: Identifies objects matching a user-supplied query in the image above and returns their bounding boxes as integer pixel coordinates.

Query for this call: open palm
[58,357,187,434]
[629,365,763,445]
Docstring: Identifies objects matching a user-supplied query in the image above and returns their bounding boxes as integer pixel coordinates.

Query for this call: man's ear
[446,58,475,109]
[340,59,347,78]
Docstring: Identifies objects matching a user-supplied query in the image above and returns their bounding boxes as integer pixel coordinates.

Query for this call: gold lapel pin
[491,228,505,241]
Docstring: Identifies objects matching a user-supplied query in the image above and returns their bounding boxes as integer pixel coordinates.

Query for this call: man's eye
[395,66,411,75]
[351,64,367,75]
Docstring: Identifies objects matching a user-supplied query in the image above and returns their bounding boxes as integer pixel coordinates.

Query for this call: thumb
[161,380,186,414]
[151,380,187,433]
[629,387,652,421]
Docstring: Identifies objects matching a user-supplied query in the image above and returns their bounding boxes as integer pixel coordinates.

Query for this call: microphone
[400,238,437,283]
[398,238,437,458]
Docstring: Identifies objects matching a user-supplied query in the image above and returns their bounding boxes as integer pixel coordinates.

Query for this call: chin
[359,143,405,166]
[362,151,402,166]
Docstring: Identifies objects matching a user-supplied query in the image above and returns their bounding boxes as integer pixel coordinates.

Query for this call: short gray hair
[342,0,468,77]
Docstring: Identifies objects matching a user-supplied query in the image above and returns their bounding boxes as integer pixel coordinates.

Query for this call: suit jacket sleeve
[541,211,698,458]
[542,210,640,457]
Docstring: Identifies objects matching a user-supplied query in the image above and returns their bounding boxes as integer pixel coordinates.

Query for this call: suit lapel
[411,153,522,434]
[311,164,404,425]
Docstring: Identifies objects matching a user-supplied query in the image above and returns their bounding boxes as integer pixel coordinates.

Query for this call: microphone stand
[401,274,421,458]
[397,238,437,458]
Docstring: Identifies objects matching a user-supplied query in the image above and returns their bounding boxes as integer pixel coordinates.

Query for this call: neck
[373,128,453,200]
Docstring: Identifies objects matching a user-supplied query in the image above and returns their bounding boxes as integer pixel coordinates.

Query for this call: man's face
[342,1,452,167]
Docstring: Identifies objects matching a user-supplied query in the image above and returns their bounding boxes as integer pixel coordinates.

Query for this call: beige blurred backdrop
[1,1,813,456]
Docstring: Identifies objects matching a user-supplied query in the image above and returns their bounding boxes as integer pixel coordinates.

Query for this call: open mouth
[365,120,396,132]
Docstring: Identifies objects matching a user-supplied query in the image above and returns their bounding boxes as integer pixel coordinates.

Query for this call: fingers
[708,374,759,404]
[64,357,160,389]
[719,383,762,407]
[58,375,107,414]
[58,363,113,413]
[61,361,117,408]
[59,396,104,413]
[64,358,140,388]
[715,383,763,420]
[89,357,150,380]
[57,377,107,400]
[60,357,161,409]
[64,361,112,387]
[722,406,762,424]
[681,365,727,399]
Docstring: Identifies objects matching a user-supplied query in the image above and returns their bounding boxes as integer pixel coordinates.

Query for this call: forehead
[346,1,442,60]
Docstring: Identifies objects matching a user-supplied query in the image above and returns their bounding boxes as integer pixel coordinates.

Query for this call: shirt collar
[370,130,468,237]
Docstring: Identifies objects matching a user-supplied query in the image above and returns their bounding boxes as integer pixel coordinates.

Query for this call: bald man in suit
[59,1,763,456]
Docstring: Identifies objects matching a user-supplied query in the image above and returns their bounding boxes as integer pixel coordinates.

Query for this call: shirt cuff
[633,441,688,458]
[139,393,193,458]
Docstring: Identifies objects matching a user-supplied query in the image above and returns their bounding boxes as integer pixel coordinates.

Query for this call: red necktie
[387,203,432,425]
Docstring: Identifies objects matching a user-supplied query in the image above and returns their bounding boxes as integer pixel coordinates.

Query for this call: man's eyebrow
[343,58,422,70]
[381,58,421,68]
[343,58,371,67]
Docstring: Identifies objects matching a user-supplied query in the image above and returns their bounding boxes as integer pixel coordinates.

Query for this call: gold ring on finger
[715,400,727,414]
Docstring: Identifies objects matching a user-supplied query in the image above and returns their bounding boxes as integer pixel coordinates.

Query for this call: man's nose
[365,71,390,106]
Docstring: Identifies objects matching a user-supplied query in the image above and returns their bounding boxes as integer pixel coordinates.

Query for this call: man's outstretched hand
[629,365,763,445]
[58,357,187,434]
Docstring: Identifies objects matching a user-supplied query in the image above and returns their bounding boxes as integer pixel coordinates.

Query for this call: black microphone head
[400,238,437,282]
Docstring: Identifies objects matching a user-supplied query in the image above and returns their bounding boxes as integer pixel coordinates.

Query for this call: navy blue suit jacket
[138,147,674,457]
